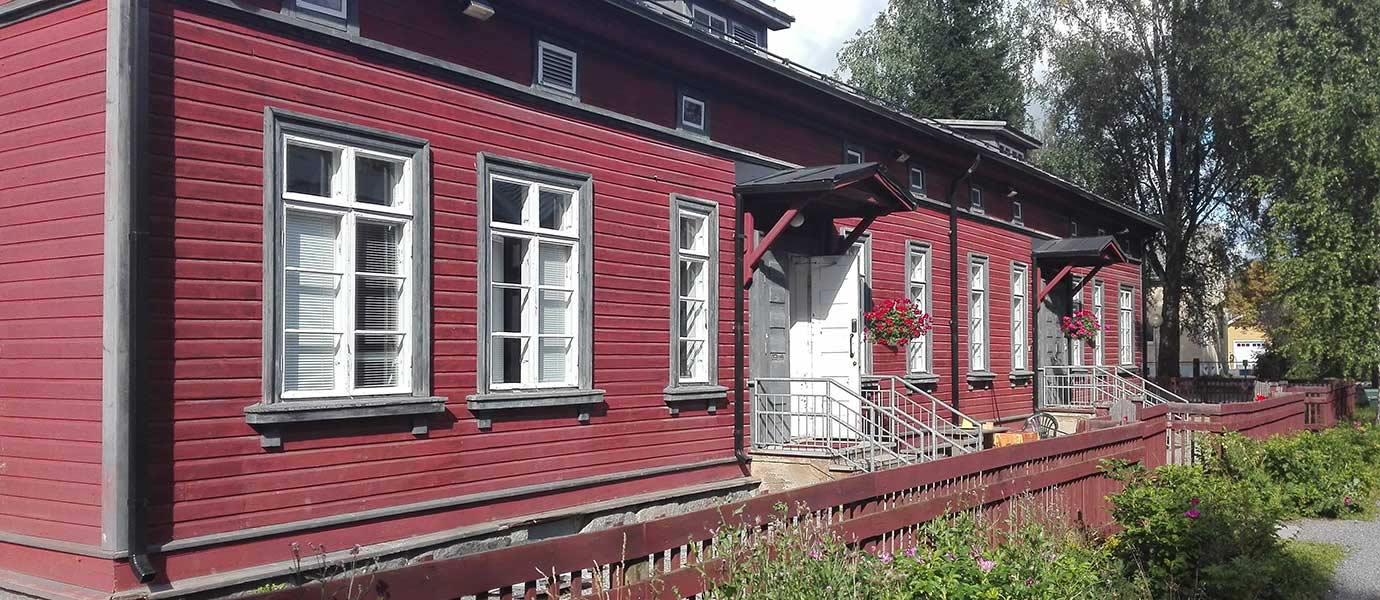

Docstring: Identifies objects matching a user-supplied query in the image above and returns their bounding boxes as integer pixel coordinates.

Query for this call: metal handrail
[868,375,981,455]
[752,377,913,470]
[1039,365,1191,408]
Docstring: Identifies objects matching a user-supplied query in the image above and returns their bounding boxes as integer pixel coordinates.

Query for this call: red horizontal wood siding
[0,0,106,552]
[142,2,744,570]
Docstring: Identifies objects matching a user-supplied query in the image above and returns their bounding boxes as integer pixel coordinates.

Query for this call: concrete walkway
[1280,508,1380,600]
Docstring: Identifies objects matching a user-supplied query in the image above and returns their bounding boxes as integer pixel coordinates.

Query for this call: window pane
[539,188,573,232]
[680,259,706,298]
[285,210,339,271]
[682,97,705,128]
[492,287,526,334]
[909,251,926,283]
[492,235,527,285]
[680,213,707,253]
[679,339,706,381]
[285,271,339,330]
[539,338,571,383]
[539,243,572,287]
[910,284,926,313]
[491,337,525,385]
[539,290,571,335]
[285,332,337,392]
[356,221,400,275]
[356,276,401,331]
[680,298,705,338]
[356,156,402,207]
[355,333,402,388]
[492,179,528,225]
[299,0,344,14]
[286,144,336,197]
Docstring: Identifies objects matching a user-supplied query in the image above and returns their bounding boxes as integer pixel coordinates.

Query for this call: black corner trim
[466,389,607,429]
[663,385,729,415]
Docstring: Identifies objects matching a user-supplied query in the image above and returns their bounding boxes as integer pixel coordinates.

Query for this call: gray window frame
[907,164,926,199]
[843,143,865,164]
[1119,284,1135,366]
[969,186,984,214]
[678,88,710,136]
[1010,261,1031,374]
[245,108,444,446]
[905,241,934,378]
[535,39,579,97]
[664,195,727,413]
[468,153,604,429]
[1011,200,1023,225]
[284,0,357,33]
[966,253,993,378]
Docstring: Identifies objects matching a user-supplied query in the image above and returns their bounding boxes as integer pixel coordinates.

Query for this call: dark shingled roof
[1033,235,1128,267]
[734,162,916,221]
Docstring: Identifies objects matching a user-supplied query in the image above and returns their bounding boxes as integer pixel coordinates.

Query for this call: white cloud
[767,0,886,75]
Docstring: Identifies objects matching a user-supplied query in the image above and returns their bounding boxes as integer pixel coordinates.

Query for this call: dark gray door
[1037,277,1071,403]
[750,248,792,446]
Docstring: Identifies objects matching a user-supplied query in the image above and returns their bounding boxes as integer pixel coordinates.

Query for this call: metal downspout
[104,0,156,583]
[733,193,750,464]
[947,156,982,413]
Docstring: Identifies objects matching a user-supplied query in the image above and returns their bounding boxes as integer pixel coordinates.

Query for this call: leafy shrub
[1105,462,1287,599]
[1200,423,1380,517]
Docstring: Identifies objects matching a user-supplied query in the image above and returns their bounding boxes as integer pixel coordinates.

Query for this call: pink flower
[809,548,824,561]
[879,551,893,564]
[977,558,996,573]
[1344,497,1353,505]
[903,547,918,558]
[1189,498,1200,506]
[1185,509,1201,519]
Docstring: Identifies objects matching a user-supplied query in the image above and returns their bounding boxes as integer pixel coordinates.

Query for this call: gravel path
[1280,508,1380,600]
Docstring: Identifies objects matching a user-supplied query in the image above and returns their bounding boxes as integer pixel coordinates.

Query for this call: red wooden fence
[247,385,1349,600]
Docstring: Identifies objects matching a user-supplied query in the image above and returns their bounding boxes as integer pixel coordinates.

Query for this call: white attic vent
[537,41,578,94]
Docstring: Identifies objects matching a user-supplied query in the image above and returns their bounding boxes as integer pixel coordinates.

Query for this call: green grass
[1274,541,1347,600]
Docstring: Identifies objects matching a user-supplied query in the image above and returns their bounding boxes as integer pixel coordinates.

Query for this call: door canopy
[1032,235,1130,303]
[735,162,915,286]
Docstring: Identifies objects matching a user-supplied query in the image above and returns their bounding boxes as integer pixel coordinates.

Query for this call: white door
[788,249,863,439]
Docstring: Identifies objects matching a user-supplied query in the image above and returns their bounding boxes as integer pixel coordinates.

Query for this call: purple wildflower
[1345,496,1353,505]
[944,552,956,561]
[1189,498,1200,506]
[903,547,918,558]
[1185,509,1201,519]
[809,548,824,561]
[977,558,996,573]
[1025,578,1036,587]
[879,551,893,565]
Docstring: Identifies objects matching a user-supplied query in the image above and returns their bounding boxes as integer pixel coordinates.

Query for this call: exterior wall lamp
[460,0,495,20]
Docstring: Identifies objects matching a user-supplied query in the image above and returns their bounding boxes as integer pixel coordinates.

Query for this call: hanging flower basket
[1060,309,1100,346]
[864,298,933,348]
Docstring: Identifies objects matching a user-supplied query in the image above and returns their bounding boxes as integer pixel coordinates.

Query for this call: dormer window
[536,41,578,95]
[679,91,709,135]
[692,5,729,34]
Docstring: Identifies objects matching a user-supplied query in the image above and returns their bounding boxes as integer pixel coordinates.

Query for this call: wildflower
[809,548,824,561]
[903,547,918,558]
[1189,498,1200,506]
[1025,578,1036,587]
[945,552,956,561]
[879,551,893,565]
[977,558,996,573]
[1185,509,1201,519]
[1345,496,1353,506]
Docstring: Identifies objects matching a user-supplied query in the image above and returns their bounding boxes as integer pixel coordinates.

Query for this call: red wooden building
[0,0,1161,597]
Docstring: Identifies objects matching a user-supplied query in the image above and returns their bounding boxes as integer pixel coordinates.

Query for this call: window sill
[466,388,606,429]
[904,373,941,390]
[663,384,728,415]
[966,371,997,388]
[244,395,447,448]
[1009,370,1035,386]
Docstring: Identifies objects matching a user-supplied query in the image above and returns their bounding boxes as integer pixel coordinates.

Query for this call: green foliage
[1228,0,1380,378]
[1105,464,1285,599]
[836,0,1040,125]
[1201,426,1380,518]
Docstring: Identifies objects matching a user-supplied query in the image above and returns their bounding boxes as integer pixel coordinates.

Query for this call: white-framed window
[1070,220,1080,237]
[907,242,932,374]
[1093,280,1105,366]
[679,92,709,135]
[1011,262,1028,371]
[969,186,984,214]
[691,4,729,33]
[1070,276,1084,366]
[968,255,989,372]
[908,165,926,198]
[843,144,864,164]
[486,173,583,389]
[671,197,719,385]
[536,40,578,95]
[262,111,432,405]
[295,0,346,19]
[1119,286,1134,365]
[1011,201,1023,225]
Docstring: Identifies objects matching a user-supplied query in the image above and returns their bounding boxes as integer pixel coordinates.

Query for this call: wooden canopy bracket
[837,215,876,254]
[742,196,814,288]
[1070,265,1104,297]
[1036,264,1074,304]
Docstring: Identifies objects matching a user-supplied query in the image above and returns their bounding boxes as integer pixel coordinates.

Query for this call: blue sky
[768,0,887,74]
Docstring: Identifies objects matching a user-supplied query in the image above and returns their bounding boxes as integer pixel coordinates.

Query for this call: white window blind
[968,257,988,372]
[1119,287,1134,365]
[907,244,930,373]
[488,174,581,388]
[1011,263,1028,371]
[536,41,578,94]
[280,137,413,398]
[1093,281,1105,366]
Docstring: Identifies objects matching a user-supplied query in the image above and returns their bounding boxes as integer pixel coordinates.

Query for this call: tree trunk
[1157,273,1184,383]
